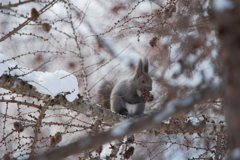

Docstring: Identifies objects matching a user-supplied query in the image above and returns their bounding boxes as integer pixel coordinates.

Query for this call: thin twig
[89,63,120,91]
[16,60,51,77]
[60,62,100,79]
[0,0,34,9]
[67,0,90,101]
[0,0,58,42]
[0,99,42,109]
[96,95,123,106]
[29,107,47,157]
[87,43,132,76]
[26,80,53,96]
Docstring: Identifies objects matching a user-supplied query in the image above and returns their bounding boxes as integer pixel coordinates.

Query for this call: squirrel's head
[133,59,152,92]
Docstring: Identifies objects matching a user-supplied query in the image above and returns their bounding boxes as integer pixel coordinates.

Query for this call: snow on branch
[0,72,123,125]
[0,53,225,133]
[30,82,222,160]
[0,71,226,135]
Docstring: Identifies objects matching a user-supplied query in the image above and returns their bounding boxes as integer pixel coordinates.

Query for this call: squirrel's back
[97,81,114,109]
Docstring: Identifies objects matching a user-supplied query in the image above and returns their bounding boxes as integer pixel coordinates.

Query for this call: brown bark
[215,1,240,158]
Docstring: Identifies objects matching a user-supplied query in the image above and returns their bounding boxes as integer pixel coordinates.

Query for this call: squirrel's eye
[142,80,145,83]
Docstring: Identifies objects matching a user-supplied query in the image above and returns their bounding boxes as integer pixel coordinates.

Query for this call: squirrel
[98,59,153,116]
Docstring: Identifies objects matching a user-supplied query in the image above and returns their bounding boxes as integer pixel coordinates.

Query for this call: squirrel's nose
[145,85,152,91]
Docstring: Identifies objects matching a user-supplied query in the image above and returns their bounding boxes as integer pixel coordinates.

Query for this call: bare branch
[0,74,123,125]
[0,74,52,101]
[29,107,47,157]
[0,0,58,42]
[0,0,34,9]
[29,82,221,160]
[67,0,91,101]
[0,73,225,134]
[0,99,42,109]
[153,119,226,136]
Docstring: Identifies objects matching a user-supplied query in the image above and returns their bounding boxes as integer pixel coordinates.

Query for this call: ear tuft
[143,59,149,73]
[134,59,143,79]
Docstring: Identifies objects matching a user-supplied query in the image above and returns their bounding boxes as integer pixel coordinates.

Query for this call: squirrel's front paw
[139,96,146,103]
[148,94,154,102]
[119,108,128,116]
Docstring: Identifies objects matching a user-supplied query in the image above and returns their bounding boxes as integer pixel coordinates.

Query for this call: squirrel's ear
[134,59,143,78]
[143,59,149,73]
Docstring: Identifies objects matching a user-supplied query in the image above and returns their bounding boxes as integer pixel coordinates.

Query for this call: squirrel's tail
[98,81,114,109]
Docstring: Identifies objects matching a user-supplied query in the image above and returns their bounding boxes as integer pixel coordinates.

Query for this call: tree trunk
[215,1,240,159]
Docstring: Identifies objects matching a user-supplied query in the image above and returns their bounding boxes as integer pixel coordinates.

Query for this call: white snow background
[0,0,229,159]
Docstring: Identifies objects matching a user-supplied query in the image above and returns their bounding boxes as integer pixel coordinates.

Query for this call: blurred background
[0,0,226,159]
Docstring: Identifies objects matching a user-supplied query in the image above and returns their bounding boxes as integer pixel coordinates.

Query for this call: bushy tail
[98,81,114,109]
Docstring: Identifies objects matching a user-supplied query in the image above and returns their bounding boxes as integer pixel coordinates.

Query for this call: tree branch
[29,82,221,160]
[0,0,34,9]
[214,1,240,158]
[0,73,226,135]
[0,74,123,126]
[0,0,58,42]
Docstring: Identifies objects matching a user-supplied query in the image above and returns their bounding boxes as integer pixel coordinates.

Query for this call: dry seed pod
[127,135,135,143]
[49,136,56,147]
[31,8,39,20]
[54,132,62,144]
[42,23,51,32]
[123,146,134,159]
[3,154,10,160]
[149,37,158,47]
[141,90,151,102]
[164,5,176,18]
[13,122,24,132]
[50,132,62,147]
[95,145,103,155]
[170,5,176,13]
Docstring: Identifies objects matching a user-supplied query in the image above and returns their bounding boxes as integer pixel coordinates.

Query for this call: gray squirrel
[98,59,153,116]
